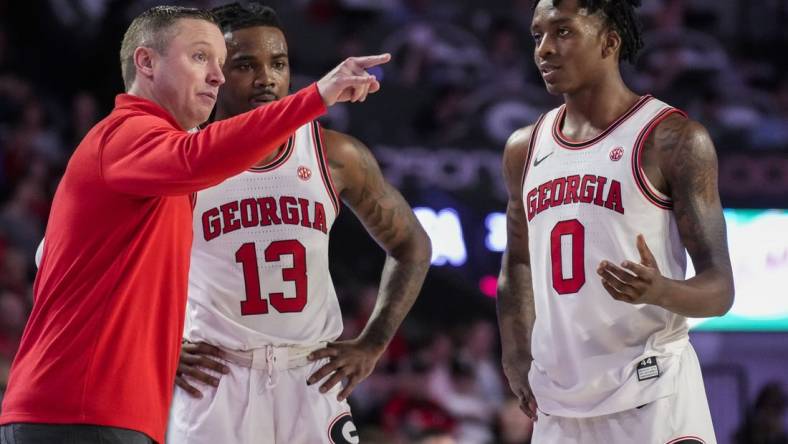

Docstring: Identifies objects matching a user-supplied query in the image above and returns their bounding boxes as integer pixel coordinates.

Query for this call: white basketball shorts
[532,343,716,444]
[167,344,358,444]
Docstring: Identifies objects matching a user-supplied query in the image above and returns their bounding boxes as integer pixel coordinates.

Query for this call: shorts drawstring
[264,345,279,389]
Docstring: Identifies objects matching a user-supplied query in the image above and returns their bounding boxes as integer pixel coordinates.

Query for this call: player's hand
[316,54,391,106]
[597,234,670,306]
[306,339,384,401]
[175,341,230,398]
[502,355,538,421]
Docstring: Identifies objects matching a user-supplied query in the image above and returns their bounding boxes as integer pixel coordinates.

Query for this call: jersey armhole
[248,135,295,173]
[630,107,688,210]
[520,113,547,191]
[311,121,341,216]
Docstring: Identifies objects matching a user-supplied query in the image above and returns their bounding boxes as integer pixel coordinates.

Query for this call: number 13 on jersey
[235,240,308,315]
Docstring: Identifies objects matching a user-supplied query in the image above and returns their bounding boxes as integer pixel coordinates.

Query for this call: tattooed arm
[653,116,734,316]
[307,129,431,400]
[497,125,539,420]
[598,114,734,317]
[327,129,432,351]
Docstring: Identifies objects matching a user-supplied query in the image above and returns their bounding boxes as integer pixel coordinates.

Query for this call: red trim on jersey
[312,121,341,215]
[189,192,197,210]
[520,113,547,192]
[631,107,688,210]
[552,95,653,150]
[248,134,295,173]
[665,436,706,444]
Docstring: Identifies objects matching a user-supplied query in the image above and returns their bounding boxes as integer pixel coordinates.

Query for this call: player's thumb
[637,234,656,266]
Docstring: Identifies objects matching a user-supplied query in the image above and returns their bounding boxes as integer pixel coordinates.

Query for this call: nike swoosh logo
[533,151,554,167]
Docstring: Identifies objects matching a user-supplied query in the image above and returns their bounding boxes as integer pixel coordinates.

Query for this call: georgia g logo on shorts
[328,412,359,444]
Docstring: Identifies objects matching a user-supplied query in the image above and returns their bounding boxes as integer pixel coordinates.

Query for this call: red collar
[114,93,182,129]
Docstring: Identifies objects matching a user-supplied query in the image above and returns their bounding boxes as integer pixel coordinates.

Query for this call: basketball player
[497,1,734,443]
[165,3,431,443]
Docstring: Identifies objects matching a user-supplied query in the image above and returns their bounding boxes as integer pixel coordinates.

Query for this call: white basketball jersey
[523,96,690,417]
[185,121,342,349]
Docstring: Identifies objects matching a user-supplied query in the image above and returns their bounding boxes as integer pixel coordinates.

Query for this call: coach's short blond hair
[119,6,218,91]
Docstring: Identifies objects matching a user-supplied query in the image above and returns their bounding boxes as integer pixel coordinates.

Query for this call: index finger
[350,53,391,69]
[184,342,225,359]
[194,356,230,374]
[309,346,339,361]
[621,260,649,277]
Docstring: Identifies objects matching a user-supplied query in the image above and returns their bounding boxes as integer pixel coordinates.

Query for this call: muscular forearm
[358,253,430,351]
[659,267,734,317]
[497,256,536,360]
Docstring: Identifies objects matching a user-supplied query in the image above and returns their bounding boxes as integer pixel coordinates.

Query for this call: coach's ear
[133,46,157,81]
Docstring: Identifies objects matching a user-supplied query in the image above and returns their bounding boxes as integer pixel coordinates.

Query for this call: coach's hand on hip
[502,354,539,421]
[316,54,390,106]
[175,341,230,398]
[306,339,384,401]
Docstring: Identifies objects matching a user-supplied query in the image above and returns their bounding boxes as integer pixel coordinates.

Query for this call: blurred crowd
[1,0,787,442]
[337,289,533,443]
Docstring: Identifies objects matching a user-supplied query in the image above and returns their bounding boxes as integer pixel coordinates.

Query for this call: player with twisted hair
[498,0,732,442]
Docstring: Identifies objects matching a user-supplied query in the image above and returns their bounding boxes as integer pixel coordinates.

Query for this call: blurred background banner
[0,0,786,442]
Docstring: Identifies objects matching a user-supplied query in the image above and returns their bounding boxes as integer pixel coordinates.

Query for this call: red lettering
[202,197,330,238]
[313,202,328,234]
[298,198,312,228]
[258,197,281,226]
[526,188,538,221]
[593,176,607,206]
[605,180,625,214]
[564,175,581,204]
[550,178,566,207]
[240,198,259,228]
[220,201,241,234]
[202,208,221,241]
[538,182,551,214]
[280,196,299,225]
[579,175,596,203]
[528,175,625,218]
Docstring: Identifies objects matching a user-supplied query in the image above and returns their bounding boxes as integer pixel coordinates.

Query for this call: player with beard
[167,3,431,443]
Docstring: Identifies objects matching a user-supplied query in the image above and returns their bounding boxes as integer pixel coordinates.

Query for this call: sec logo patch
[329,413,359,444]
[609,146,625,161]
[297,165,312,181]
